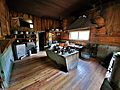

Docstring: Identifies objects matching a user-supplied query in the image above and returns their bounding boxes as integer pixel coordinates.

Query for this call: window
[69,30,90,40]
[30,24,33,28]
[69,31,78,40]
[78,30,90,40]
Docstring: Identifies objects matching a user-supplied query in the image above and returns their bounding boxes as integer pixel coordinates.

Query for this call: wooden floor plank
[7,52,106,90]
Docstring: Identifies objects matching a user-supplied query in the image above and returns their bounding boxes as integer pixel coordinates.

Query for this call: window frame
[69,30,90,41]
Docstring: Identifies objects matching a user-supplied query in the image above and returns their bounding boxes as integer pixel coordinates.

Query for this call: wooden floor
[7,51,106,90]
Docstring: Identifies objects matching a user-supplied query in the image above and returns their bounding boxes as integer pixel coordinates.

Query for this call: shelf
[14,41,37,44]
[11,28,34,32]
[12,27,36,44]
[17,38,36,40]
[15,33,35,35]
[26,34,36,35]
[50,31,62,33]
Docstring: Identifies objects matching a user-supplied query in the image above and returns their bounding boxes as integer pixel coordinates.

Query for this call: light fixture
[83,15,87,18]
[51,29,54,31]
[30,24,33,28]
[25,19,33,23]
[55,29,59,31]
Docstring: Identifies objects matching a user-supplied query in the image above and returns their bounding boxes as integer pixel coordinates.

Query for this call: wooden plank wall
[62,3,120,46]
[9,11,33,20]
[9,10,33,29]
[10,10,61,32]
[61,17,77,40]
[90,3,120,46]
[33,16,61,32]
[0,0,10,39]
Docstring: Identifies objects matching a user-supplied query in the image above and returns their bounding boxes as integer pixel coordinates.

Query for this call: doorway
[38,31,45,51]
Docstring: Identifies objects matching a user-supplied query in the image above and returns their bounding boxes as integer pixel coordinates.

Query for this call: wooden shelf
[17,38,36,40]
[50,31,62,33]
[14,34,36,35]
[12,27,36,44]
[14,41,37,44]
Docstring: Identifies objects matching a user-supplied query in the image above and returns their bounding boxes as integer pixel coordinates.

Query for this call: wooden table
[68,45,83,58]
[61,51,79,71]
[46,50,79,72]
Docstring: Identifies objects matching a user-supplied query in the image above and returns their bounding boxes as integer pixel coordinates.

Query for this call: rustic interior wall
[4,2,120,47]
[60,3,120,62]
[61,17,79,42]
[9,10,64,46]
[62,3,120,47]
[62,16,77,30]
[0,0,10,39]
[10,10,61,32]
[10,11,33,20]
[9,10,33,30]
[90,3,120,46]
[34,16,61,32]
[61,31,69,40]
[90,3,120,61]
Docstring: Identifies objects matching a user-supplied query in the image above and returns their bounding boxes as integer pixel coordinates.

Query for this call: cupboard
[0,45,14,88]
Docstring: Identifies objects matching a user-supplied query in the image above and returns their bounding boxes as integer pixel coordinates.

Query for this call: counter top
[68,44,83,49]
[60,51,79,57]
[0,38,15,54]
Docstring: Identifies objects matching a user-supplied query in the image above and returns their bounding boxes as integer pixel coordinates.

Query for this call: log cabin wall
[36,17,62,42]
[62,16,77,30]
[61,3,120,47]
[33,16,41,32]
[61,19,69,40]
[0,0,10,39]
[33,16,61,32]
[10,10,62,44]
[9,11,33,20]
[90,3,120,60]
[61,3,120,61]
[61,16,77,41]
[9,10,33,30]
[61,21,89,45]
[90,3,120,46]
[10,10,62,32]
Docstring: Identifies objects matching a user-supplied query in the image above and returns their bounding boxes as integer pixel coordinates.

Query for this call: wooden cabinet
[0,45,14,88]
[63,51,79,71]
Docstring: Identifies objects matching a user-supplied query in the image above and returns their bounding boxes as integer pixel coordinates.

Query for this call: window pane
[78,30,90,40]
[69,31,78,40]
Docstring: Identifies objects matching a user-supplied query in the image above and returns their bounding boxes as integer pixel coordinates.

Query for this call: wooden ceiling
[6,0,113,18]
